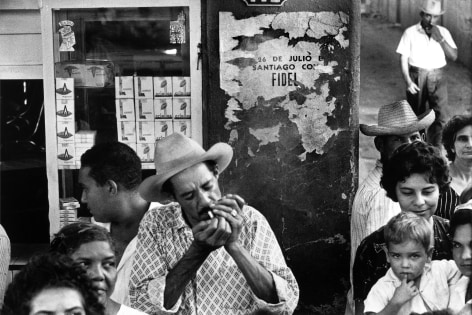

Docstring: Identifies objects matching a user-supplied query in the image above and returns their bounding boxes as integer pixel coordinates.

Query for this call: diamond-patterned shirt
[129,203,299,315]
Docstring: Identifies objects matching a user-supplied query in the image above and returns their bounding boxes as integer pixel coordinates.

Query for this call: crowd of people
[347,0,471,314]
[0,132,299,315]
[0,0,470,314]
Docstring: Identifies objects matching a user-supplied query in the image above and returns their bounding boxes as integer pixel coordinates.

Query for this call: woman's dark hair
[450,208,472,239]
[381,141,450,202]
[50,222,114,256]
[442,115,472,161]
[2,253,104,315]
[80,142,142,190]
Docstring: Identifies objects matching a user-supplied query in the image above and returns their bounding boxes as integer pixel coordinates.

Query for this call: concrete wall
[367,0,472,71]
[203,0,360,313]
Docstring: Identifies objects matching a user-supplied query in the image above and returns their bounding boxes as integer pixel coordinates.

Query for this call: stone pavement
[359,15,472,182]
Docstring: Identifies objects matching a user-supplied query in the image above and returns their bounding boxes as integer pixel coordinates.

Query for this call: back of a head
[384,212,431,251]
[2,253,104,315]
[381,141,449,202]
[80,142,142,191]
[50,222,114,256]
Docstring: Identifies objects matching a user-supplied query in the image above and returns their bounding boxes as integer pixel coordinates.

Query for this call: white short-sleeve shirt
[396,23,457,70]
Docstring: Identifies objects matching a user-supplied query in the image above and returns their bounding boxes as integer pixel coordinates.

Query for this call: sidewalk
[359,15,472,182]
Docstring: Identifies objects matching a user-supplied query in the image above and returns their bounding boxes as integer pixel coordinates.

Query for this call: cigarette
[208,210,214,219]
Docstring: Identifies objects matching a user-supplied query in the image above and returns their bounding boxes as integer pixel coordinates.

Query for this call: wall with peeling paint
[202,0,359,313]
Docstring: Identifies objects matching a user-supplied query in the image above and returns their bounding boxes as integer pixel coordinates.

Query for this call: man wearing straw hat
[396,0,457,146]
[346,100,434,315]
[129,133,299,314]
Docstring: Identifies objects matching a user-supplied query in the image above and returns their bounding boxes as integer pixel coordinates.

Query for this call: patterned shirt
[435,186,460,220]
[352,215,452,303]
[129,203,299,315]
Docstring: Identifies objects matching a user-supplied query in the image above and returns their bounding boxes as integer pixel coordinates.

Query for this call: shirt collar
[161,202,191,230]
[415,22,428,35]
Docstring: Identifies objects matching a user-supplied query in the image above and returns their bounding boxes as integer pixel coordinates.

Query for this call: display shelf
[41,0,201,237]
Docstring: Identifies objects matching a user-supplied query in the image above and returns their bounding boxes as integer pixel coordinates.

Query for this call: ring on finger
[230,210,237,217]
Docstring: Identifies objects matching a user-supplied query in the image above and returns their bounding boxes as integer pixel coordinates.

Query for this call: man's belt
[409,65,444,73]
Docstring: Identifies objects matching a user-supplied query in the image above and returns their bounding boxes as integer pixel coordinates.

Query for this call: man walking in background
[396,0,457,146]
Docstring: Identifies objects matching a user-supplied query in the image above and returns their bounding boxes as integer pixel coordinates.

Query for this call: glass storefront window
[52,7,194,168]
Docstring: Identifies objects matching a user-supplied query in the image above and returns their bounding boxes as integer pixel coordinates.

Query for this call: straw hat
[419,0,445,15]
[139,133,233,202]
[360,100,435,136]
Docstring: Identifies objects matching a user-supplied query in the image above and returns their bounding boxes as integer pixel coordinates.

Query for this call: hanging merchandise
[58,20,76,52]
[169,11,186,44]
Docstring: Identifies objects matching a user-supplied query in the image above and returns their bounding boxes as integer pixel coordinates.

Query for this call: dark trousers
[406,66,449,147]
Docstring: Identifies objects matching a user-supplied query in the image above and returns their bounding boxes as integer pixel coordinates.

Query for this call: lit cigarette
[208,210,214,219]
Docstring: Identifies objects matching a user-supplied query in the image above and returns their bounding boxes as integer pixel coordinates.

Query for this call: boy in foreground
[364,212,460,315]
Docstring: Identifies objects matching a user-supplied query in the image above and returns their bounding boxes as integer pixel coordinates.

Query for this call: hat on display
[419,0,445,15]
[139,132,233,202]
[360,100,435,136]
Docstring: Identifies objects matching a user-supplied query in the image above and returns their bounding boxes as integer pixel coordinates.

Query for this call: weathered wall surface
[203,0,359,313]
[367,0,472,71]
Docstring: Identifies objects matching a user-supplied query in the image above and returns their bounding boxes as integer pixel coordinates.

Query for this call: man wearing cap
[345,100,434,315]
[129,133,299,314]
[396,0,457,146]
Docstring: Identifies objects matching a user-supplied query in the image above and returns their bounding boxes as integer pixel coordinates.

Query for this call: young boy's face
[386,239,431,282]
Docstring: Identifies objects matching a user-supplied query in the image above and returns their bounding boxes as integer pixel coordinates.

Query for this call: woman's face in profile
[29,287,86,315]
[70,241,117,305]
[452,223,472,277]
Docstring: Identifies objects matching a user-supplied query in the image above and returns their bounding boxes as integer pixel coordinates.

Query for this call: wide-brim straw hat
[139,132,233,202]
[419,0,445,15]
[360,100,435,136]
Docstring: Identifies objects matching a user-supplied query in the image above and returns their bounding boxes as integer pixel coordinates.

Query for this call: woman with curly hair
[439,115,472,219]
[50,222,147,315]
[352,141,453,315]
[2,253,104,315]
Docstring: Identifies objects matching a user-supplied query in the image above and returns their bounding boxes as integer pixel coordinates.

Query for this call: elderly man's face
[379,132,422,161]
[169,162,222,227]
